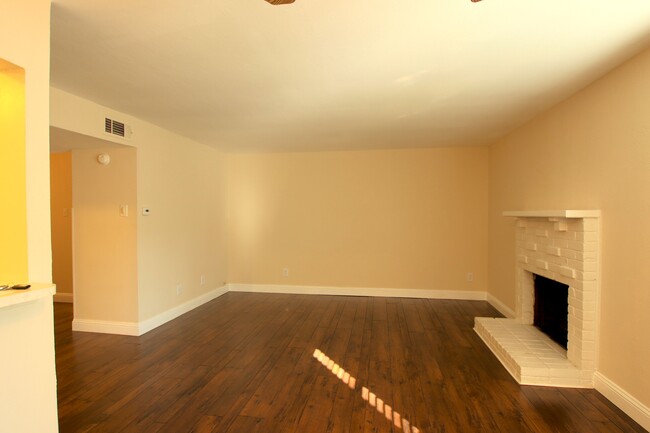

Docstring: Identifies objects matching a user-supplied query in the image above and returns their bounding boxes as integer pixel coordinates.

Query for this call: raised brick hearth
[476,210,600,388]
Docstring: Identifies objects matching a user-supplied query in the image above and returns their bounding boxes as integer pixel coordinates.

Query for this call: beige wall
[72,147,139,322]
[47,17,649,423]
[51,88,229,323]
[136,123,228,321]
[488,48,650,407]
[228,147,488,292]
[50,151,73,294]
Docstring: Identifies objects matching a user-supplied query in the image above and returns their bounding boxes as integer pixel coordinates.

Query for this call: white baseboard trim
[138,285,229,335]
[72,285,229,336]
[54,293,73,303]
[72,319,140,336]
[486,293,516,318]
[228,283,487,301]
[594,372,650,431]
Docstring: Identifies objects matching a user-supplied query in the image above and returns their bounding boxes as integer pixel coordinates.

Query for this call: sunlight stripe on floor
[312,348,421,433]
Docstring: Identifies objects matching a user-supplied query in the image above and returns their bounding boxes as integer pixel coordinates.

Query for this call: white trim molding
[53,292,73,303]
[72,285,229,336]
[503,210,601,219]
[594,372,650,431]
[138,285,229,335]
[486,293,516,318]
[228,283,487,301]
[72,318,140,336]
[71,284,486,336]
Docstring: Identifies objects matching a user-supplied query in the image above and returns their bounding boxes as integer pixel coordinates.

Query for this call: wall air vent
[104,117,132,139]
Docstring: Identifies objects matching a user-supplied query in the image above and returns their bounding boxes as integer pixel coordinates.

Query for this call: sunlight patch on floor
[313,349,421,433]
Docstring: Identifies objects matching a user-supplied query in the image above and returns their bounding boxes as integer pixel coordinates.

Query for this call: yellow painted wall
[228,147,488,292]
[50,152,73,294]
[489,47,650,407]
[0,63,28,283]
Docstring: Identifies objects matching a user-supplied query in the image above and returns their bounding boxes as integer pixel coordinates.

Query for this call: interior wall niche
[0,58,28,282]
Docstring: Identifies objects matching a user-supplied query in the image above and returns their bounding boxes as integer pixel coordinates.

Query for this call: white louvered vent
[104,117,132,139]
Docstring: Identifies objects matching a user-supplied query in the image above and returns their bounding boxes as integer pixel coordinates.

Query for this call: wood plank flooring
[54,294,647,433]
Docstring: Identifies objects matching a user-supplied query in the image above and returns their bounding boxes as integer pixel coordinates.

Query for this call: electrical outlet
[282,268,289,278]
[200,275,205,286]
[467,272,474,282]
[176,284,183,296]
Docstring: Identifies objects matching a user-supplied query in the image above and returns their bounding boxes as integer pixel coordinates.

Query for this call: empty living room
[1,0,649,432]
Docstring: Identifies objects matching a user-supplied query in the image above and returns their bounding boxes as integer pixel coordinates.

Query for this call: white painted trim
[138,285,229,335]
[503,210,601,218]
[0,283,55,310]
[71,285,229,336]
[228,283,487,301]
[53,293,73,303]
[594,372,650,431]
[72,319,140,336]
[486,293,515,318]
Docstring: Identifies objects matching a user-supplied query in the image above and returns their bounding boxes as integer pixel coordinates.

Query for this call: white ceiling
[50,0,650,153]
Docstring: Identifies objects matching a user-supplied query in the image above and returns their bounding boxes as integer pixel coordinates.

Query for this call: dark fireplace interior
[533,274,569,349]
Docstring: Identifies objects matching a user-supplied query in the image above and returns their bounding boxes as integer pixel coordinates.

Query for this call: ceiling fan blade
[264,0,296,4]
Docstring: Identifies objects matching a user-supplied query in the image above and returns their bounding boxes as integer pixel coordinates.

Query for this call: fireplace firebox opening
[533,274,569,349]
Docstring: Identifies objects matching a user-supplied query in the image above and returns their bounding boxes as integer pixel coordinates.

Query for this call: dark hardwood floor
[54,294,647,433]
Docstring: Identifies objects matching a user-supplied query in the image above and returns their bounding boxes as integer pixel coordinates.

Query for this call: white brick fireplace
[475,210,600,388]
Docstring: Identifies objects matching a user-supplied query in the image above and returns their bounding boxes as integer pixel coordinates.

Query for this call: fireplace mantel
[503,210,601,219]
